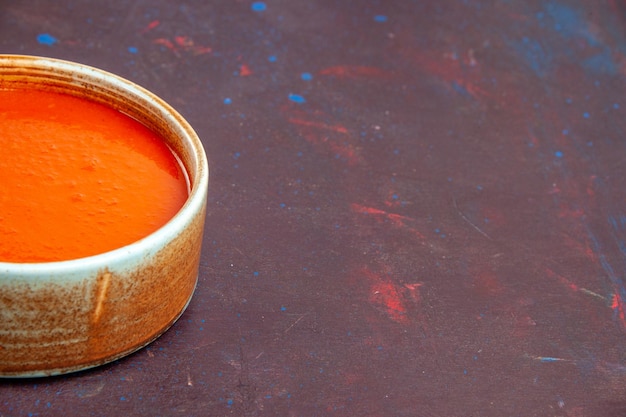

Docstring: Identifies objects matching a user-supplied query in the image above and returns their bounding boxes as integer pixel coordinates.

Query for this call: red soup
[0,89,189,263]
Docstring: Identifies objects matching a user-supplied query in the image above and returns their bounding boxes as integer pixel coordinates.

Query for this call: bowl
[0,55,209,377]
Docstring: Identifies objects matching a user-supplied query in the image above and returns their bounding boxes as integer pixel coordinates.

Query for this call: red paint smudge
[285,113,362,165]
[239,63,253,76]
[319,65,391,79]
[351,203,425,239]
[351,204,409,227]
[611,293,626,328]
[153,38,176,51]
[360,270,422,324]
[175,36,192,47]
[370,281,408,323]
[153,36,212,55]
[288,118,349,134]
[545,268,580,293]
[141,20,160,33]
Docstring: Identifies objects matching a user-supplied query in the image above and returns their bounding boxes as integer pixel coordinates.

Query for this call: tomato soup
[0,89,189,263]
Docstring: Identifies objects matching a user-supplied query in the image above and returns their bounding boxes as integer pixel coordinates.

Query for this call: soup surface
[0,89,189,263]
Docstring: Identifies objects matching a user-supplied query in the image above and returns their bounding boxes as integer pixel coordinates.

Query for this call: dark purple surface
[2,0,626,415]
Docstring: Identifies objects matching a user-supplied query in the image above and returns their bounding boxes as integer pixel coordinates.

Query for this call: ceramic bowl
[0,55,209,377]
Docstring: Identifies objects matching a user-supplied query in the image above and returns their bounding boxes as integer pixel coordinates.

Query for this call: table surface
[2,1,626,415]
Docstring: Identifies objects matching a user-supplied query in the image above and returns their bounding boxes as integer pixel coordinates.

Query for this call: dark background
[2,0,626,415]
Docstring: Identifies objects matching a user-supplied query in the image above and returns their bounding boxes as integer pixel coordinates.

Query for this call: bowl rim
[0,54,209,275]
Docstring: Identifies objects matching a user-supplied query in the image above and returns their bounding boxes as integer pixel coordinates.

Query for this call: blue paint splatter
[555,150,563,158]
[374,15,388,22]
[37,33,58,46]
[224,98,232,104]
[268,55,277,62]
[251,2,267,12]
[128,46,138,54]
[614,103,620,109]
[513,3,620,77]
[540,2,617,75]
[583,112,590,119]
[300,72,313,81]
[280,306,287,311]
[253,271,259,276]
[544,2,583,38]
[288,93,306,103]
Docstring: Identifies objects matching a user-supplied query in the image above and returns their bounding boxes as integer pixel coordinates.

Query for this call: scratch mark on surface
[284,314,305,333]
[453,197,493,240]
[76,380,106,398]
[93,271,111,324]
[525,354,573,363]
[544,268,606,300]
